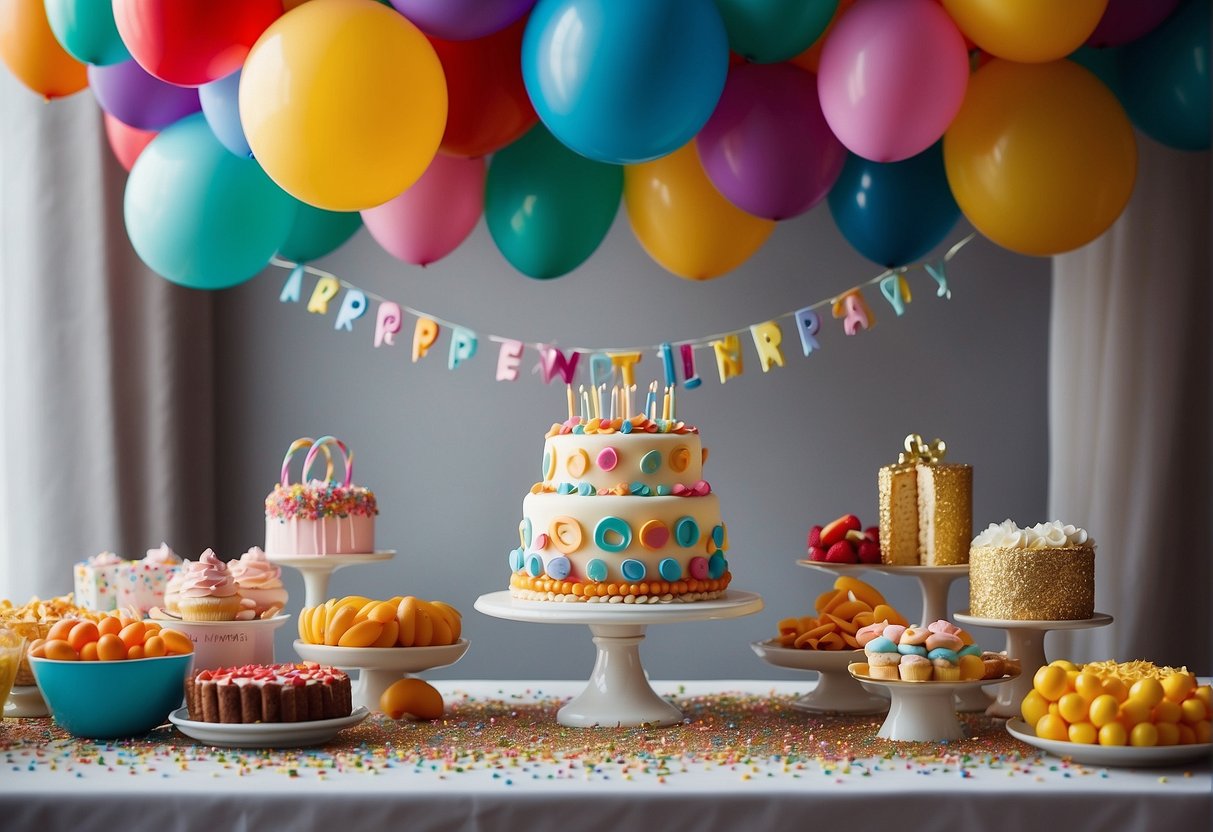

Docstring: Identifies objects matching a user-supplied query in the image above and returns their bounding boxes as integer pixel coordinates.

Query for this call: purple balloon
[391,0,537,40]
[1087,0,1181,48]
[697,63,846,221]
[89,60,201,132]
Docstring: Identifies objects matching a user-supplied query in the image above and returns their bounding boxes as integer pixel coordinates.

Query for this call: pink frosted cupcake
[229,547,288,616]
[177,550,244,621]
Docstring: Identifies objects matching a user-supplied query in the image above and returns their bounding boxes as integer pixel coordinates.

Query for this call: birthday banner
[273,233,974,390]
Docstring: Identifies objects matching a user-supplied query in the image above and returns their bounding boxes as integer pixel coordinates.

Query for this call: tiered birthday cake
[265,436,377,556]
[508,411,731,603]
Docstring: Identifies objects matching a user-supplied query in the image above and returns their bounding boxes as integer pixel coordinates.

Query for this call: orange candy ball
[380,678,444,720]
[95,633,127,661]
[67,621,100,653]
[43,639,78,661]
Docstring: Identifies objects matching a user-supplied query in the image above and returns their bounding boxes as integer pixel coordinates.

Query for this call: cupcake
[163,561,188,614]
[899,654,933,681]
[864,636,901,680]
[229,547,288,616]
[855,619,890,647]
[928,647,961,681]
[177,550,244,621]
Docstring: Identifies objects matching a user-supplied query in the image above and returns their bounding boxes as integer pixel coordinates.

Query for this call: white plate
[750,640,863,672]
[293,639,470,672]
[954,610,1115,630]
[169,706,370,748]
[1006,718,1213,767]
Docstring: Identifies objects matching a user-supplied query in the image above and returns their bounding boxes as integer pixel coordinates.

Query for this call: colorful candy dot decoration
[596,447,619,472]
[586,559,608,583]
[545,555,571,581]
[675,517,700,547]
[594,516,632,552]
[639,519,671,550]
[620,559,647,582]
[640,450,662,474]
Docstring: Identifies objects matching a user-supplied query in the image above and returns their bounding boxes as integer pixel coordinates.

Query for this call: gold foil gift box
[878,434,972,566]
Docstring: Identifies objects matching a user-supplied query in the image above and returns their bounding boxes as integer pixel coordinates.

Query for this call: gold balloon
[625,142,775,280]
[0,0,87,99]
[941,0,1108,64]
[944,59,1136,257]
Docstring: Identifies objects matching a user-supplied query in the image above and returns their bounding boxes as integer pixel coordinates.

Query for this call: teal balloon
[278,205,362,263]
[485,126,622,279]
[827,142,958,268]
[1116,0,1209,150]
[125,114,295,290]
[714,0,838,63]
[44,0,131,65]
[1068,47,1122,95]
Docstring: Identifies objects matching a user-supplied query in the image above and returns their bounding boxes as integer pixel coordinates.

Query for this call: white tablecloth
[2,680,1208,832]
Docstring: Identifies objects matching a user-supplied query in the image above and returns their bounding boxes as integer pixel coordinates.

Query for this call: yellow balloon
[239,0,447,211]
[943,59,1136,257]
[0,0,87,100]
[624,142,775,280]
[941,0,1107,64]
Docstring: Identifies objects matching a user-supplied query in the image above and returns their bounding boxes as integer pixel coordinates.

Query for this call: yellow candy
[1101,677,1129,703]
[1129,722,1159,747]
[367,601,398,625]
[373,620,400,648]
[1154,722,1179,746]
[1058,692,1089,724]
[1068,722,1097,744]
[1073,672,1103,702]
[1128,678,1164,709]
[324,605,357,646]
[1161,672,1196,703]
[1034,665,1069,702]
[337,619,384,648]
[958,653,985,681]
[1098,722,1127,746]
[160,629,193,655]
[310,604,328,644]
[1088,694,1120,728]
[1180,697,1208,725]
[1194,720,1211,744]
[380,678,444,720]
[1049,659,1079,672]
[1021,690,1050,726]
[298,607,312,642]
[1152,700,1182,724]
[1035,714,1069,742]
[1195,685,1212,709]
[1118,698,1151,727]
[1176,724,1197,745]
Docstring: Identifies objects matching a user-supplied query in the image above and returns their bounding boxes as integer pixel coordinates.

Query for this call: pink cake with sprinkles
[73,543,183,614]
[265,436,377,556]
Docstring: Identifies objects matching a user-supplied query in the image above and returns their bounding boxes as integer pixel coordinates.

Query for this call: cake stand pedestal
[268,551,395,610]
[750,641,888,714]
[475,590,764,728]
[5,685,49,718]
[293,639,469,712]
[848,672,1019,742]
[954,611,1113,718]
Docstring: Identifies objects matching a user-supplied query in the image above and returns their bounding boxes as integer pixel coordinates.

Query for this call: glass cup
[0,627,28,716]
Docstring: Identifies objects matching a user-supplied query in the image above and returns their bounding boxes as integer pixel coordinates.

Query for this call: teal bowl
[30,653,193,738]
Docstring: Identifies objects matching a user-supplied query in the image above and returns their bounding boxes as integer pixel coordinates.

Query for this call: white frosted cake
[265,436,377,556]
[509,413,731,603]
[969,520,1095,620]
[73,543,183,614]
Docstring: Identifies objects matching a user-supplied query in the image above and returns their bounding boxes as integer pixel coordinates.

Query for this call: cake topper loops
[898,434,947,466]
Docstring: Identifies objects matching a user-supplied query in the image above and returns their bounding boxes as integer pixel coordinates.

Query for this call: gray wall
[215,205,1051,679]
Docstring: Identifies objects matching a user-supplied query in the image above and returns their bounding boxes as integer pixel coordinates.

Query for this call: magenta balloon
[817,0,967,163]
[390,0,536,40]
[697,62,845,220]
[361,154,486,266]
[88,60,201,131]
[1087,0,1181,48]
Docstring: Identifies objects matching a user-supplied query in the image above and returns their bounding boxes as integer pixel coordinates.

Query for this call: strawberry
[825,540,856,563]
[821,514,862,547]
[864,526,880,542]
[857,540,882,564]
[808,545,829,562]
[808,525,823,548]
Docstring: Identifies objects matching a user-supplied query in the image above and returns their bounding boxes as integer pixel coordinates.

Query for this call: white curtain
[1050,137,1211,671]
[0,71,215,603]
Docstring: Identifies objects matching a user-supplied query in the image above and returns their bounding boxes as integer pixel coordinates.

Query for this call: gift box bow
[896,433,947,466]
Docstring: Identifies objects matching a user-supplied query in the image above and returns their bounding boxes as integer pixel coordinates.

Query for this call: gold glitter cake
[878,435,972,566]
[968,520,1095,620]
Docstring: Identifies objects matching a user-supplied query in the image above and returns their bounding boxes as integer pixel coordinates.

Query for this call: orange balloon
[790,0,854,74]
[940,0,1107,63]
[944,59,1136,257]
[0,0,87,99]
[625,142,775,280]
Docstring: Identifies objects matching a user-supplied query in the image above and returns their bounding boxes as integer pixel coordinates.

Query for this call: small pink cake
[73,544,183,614]
[264,436,377,556]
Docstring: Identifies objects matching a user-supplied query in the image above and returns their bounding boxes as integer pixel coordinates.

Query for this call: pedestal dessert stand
[475,590,764,728]
[294,639,470,712]
[268,551,395,611]
[6,685,48,717]
[750,641,888,714]
[953,611,1113,718]
[849,670,1019,742]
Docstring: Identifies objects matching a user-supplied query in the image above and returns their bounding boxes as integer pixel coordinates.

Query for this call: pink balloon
[817,0,968,162]
[361,154,486,266]
[102,112,157,171]
[1087,0,1180,48]
[697,62,846,220]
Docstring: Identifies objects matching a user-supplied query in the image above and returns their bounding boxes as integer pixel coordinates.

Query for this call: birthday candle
[644,383,656,421]
[566,384,575,422]
[626,384,634,420]
[669,384,676,422]
[610,385,617,421]
[578,385,587,420]
[662,388,670,421]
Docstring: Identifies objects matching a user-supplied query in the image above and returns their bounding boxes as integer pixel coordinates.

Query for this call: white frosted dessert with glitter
[969,520,1096,620]
[509,389,731,604]
[73,544,183,614]
[264,436,377,556]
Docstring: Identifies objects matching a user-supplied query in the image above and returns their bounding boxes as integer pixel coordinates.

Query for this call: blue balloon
[125,114,296,290]
[827,142,959,268]
[278,204,362,263]
[1116,0,1209,151]
[522,0,729,164]
[44,0,130,66]
[199,69,252,158]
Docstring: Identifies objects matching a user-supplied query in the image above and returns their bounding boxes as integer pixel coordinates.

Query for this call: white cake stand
[475,590,764,728]
[293,639,469,712]
[954,611,1113,718]
[5,684,49,717]
[268,551,395,610]
[749,641,888,714]
[849,670,1019,742]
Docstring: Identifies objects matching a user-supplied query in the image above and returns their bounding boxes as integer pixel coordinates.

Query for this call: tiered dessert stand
[268,551,395,611]
[294,639,470,712]
[850,671,1019,741]
[954,610,1113,718]
[475,590,764,727]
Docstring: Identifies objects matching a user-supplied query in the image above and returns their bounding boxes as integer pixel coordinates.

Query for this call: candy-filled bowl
[30,653,192,738]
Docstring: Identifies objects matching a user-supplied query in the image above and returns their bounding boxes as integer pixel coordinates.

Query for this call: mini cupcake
[928,647,961,681]
[163,561,188,614]
[855,619,889,648]
[229,547,288,616]
[899,654,933,681]
[864,636,901,680]
[882,624,907,643]
[897,642,928,657]
[177,550,243,621]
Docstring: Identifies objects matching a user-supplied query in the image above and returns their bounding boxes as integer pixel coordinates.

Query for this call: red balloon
[112,0,282,86]
[429,16,536,157]
[103,112,157,171]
